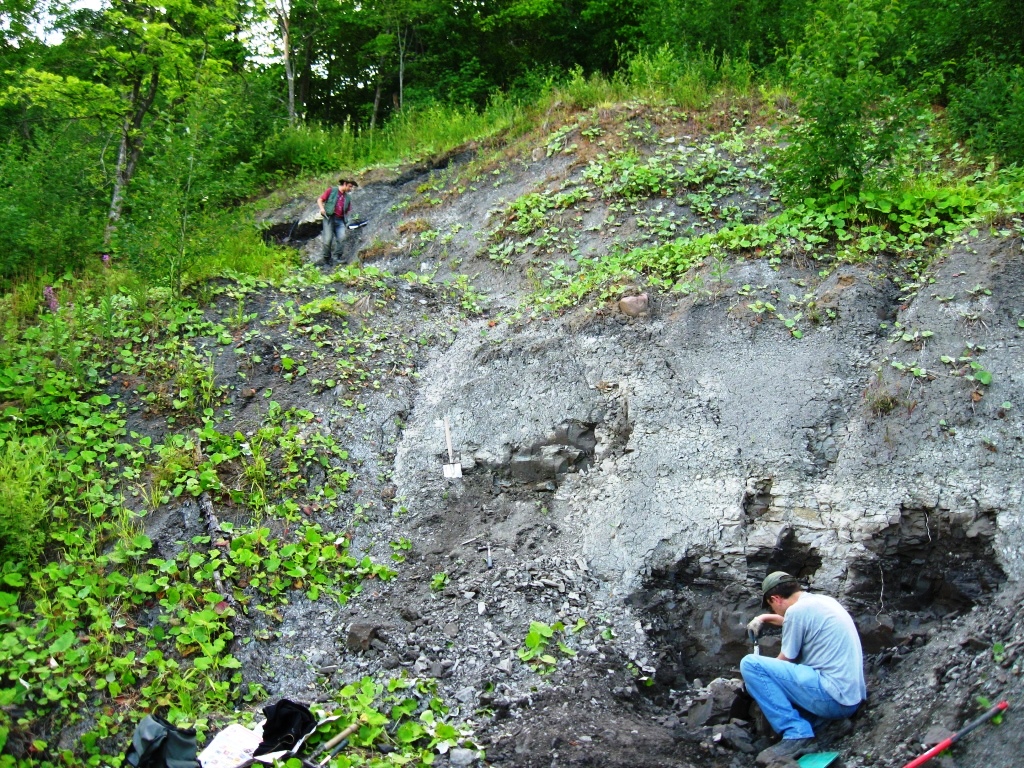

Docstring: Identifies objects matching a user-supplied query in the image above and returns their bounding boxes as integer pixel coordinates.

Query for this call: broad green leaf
[530,621,554,638]
[395,721,424,744]
[435,723,458,741]
[50,630,76,654]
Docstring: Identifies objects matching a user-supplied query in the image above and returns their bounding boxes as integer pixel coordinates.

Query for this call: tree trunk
[274,0,296,125]
[297,31,313,117]
[371,78,382,129]
[397,24,407,111]
[105,68,159,246]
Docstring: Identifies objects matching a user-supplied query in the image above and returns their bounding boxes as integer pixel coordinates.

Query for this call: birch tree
[266,0,298,124]
[94,0,235,243]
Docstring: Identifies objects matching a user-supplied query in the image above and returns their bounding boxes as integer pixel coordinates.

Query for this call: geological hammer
[748,628,760,655]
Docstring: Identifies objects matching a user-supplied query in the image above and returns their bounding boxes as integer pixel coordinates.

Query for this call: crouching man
[741,572,866,765]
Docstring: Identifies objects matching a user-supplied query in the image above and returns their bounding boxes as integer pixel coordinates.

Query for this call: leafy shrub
[258,123,352,176]
[0,124,106,283]
[626,45,713,107]
[778,0,923,201]
[257,99,524,180]
[947,63,1024,166]
[558,66,624,110]
[623,45,754,108]
[0,435,54,565]
[184,212,294,286]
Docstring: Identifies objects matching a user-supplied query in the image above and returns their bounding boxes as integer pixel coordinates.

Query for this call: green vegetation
[493,120,1024,315]
[0,261,472,766]
[282,677,481,767]
[430,572,449,592]
[517,618,586,675]
[0,435,53,565]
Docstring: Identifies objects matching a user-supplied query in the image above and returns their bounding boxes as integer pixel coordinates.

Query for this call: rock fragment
[712,723,755,753]
[346,623,379,652]
[618,293,649,317]
[857,613,896,653]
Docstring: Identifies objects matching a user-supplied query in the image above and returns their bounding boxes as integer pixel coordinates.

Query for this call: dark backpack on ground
[124,715,198,768]
[252,699,316,756]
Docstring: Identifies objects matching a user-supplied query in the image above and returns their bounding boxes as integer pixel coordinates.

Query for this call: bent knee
[740,654,763,676]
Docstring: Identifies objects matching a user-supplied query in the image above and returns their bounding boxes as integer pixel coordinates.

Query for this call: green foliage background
[0,0,1021,287]
[0,435,52,565]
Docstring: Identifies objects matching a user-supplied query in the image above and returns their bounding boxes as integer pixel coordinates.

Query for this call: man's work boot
[755,737,817,766]
[816,717,853,747]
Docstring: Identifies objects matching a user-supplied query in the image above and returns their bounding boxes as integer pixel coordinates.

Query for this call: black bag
[253,699,316,756]
[124,715,198,768]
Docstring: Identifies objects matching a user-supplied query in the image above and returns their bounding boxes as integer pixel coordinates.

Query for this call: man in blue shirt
[741,572,867,765]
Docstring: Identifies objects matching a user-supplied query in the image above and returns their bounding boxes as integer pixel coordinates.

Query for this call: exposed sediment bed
[381,233,1023,765]
[393,234,1022,613]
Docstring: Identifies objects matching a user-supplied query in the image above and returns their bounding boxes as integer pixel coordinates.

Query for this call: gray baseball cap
[761,571,798,606]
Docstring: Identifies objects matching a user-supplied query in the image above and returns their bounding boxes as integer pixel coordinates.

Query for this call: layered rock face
[394,236,1022,681]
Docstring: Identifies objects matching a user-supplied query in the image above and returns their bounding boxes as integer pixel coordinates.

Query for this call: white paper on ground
[198,722,263,768]
[199,713,340,768]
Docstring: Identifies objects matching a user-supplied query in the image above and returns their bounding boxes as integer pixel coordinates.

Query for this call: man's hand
[747,613,784,637]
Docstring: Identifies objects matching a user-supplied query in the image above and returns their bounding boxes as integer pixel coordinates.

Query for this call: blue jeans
[740,654,860,739]
[322,215,348,260]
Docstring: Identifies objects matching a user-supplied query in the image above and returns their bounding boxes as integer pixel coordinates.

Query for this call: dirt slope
[238,103,1024,767]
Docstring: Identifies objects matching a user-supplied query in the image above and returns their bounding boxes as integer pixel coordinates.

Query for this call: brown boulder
[618,293,649,317]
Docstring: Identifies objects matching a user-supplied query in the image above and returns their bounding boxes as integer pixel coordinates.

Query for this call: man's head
[761,571,802,613]
[338,178,358,191]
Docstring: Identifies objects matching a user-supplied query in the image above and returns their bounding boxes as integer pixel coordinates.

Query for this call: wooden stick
[316,721,361,765]
[199,491,238,612]
[443,416,455,463]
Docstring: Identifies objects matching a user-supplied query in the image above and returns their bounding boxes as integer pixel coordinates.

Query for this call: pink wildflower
[44,286,59,313]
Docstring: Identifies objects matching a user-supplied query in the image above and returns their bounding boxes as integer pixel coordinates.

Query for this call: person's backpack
[253,699,316,756]
[124,715,198,768]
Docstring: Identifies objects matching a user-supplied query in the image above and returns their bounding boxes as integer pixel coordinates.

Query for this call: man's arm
[779,606,803,663]
[747,612,793,660]
[317,188,329,216]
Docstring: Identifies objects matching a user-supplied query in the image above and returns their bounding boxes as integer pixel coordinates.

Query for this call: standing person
[741,572,867,765]
[317,178,358,264]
